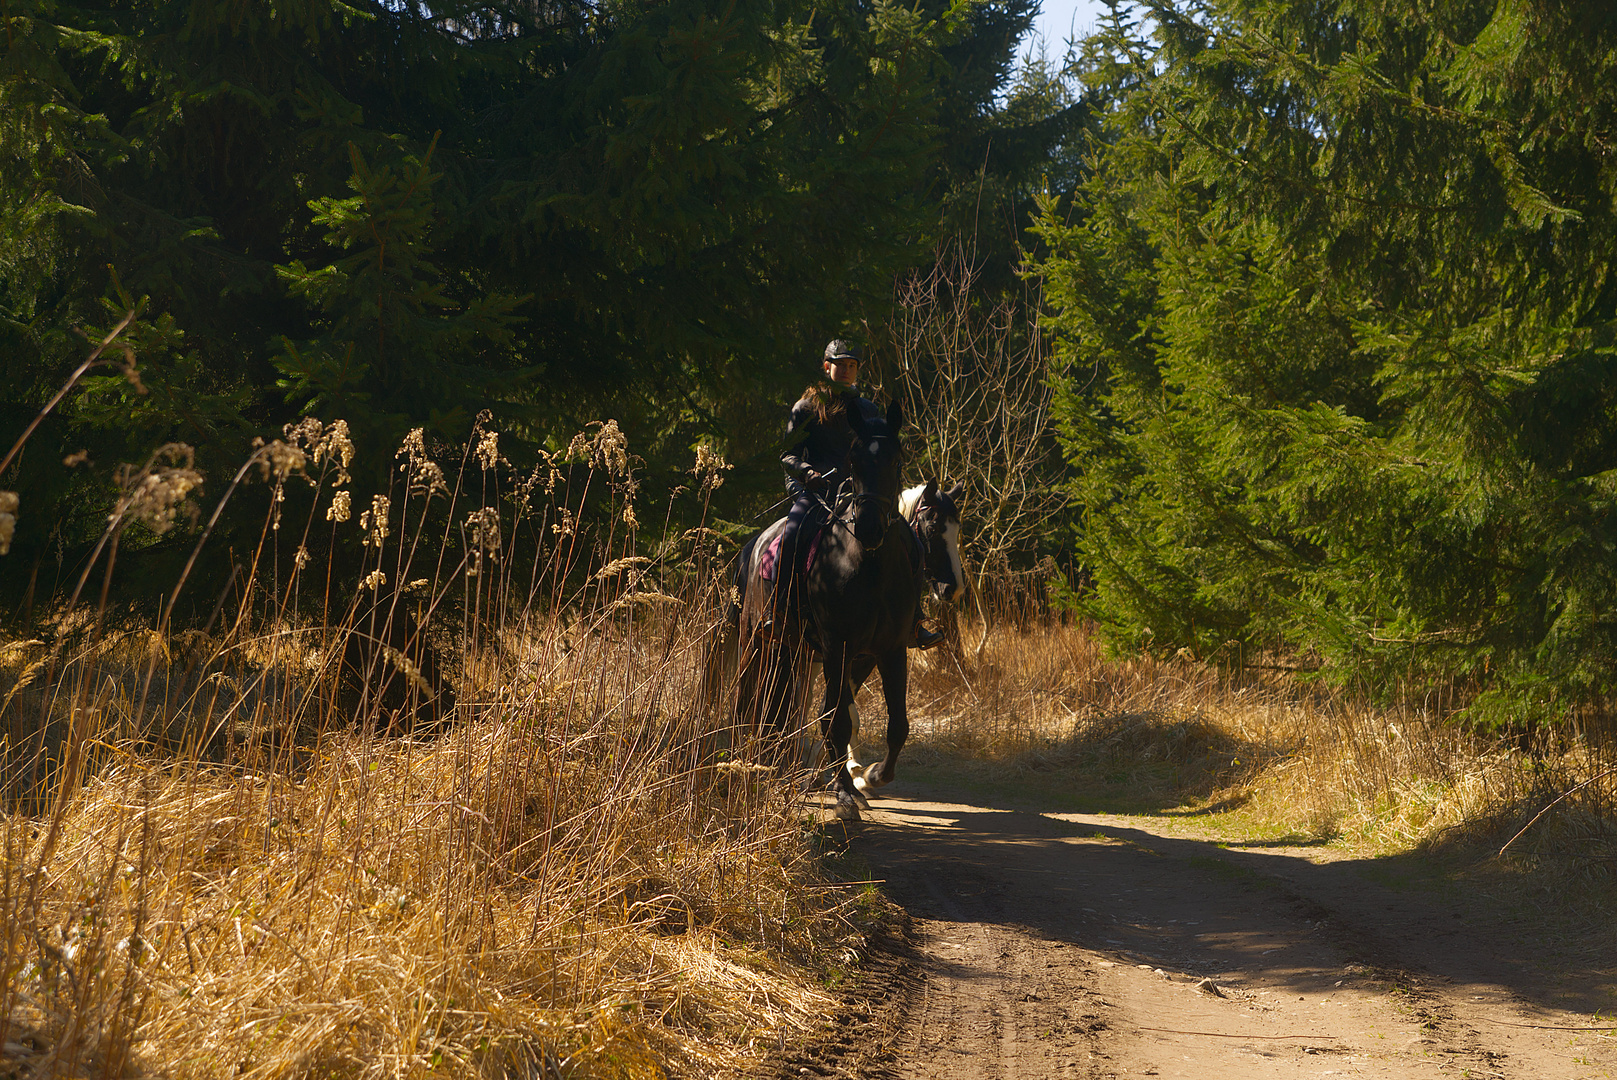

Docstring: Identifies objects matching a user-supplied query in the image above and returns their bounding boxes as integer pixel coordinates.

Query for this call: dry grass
[2,721,845,1079]
[861,614,1617,881]
[0,420,880,1080]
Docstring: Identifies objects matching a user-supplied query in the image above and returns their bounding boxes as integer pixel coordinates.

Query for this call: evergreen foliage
[0,0,1058,604]
[1037,0,1617,716]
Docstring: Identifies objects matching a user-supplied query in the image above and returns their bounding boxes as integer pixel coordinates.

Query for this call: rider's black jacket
[780,384,882,495]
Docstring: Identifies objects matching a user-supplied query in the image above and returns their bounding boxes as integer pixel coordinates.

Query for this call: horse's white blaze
[942,519,964,595]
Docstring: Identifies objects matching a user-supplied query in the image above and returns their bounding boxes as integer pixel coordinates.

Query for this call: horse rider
[765,339,943,650]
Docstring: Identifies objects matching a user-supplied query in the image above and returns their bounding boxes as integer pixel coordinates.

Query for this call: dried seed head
[286,417,324,447]
[360,495,391,548]
[361,569,387,592]
[327,489,352,524]
[465,507,501,577]
[399,428,427,462]
[397,428,447,497]
[413,459,447,497]
[117,445,203,536]
[466,507,501,553]
[258,439,307,483]
[294,546,310,570]
[692,443,732,494]
[311,419,355,483]
[565,431,591,464]
[476,429,500,472]
[593,419,629,477]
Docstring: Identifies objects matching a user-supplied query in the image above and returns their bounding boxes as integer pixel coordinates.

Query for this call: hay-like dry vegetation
[0,420,882,1080]
[856,608,1617,899]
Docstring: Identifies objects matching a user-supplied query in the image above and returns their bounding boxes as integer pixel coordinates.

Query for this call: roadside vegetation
[0,421,888,1080]
[880,602,1617,933]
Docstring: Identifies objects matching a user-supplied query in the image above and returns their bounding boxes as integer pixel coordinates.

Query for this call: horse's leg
[859,648,909,791]
[819,643,861,821]
[796,654,826,798]
[843,655,878,798]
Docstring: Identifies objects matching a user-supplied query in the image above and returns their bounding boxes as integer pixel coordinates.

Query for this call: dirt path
[815,781,1617,1080]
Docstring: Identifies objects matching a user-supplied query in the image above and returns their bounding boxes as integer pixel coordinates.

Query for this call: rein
[822,489,900,548]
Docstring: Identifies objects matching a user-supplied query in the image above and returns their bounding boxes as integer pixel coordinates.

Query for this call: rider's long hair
[802,381,848,426]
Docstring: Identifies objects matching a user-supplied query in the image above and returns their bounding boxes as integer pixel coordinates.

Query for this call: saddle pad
[758,523,823,582]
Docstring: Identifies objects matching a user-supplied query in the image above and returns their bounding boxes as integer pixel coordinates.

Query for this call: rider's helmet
[824,339,862,363]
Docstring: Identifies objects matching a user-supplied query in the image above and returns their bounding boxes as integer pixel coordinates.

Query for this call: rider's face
[824,358,858,386]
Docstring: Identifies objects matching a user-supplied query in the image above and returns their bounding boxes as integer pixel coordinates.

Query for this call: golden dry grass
[866,614,1617,877]
[0,595,905,1080]
[0,420,880,1080]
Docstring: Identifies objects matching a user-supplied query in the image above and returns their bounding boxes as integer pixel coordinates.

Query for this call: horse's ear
[886,398,904,432]
[923,479,939,505]
[946,480,965,504]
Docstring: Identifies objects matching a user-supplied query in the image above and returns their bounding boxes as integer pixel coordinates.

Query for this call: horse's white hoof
[834,793,863,822]
[860,762,890,790]
[852,772,868,793]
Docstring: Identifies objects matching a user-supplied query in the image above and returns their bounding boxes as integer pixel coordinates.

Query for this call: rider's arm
[780,399,818,485]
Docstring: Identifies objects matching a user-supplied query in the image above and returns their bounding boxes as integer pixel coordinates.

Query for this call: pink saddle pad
[758,523,823,582]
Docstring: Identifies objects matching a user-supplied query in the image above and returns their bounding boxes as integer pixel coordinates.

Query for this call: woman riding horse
[769,339,941,650]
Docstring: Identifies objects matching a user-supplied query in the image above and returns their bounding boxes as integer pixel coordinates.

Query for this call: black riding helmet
[824,339,862,363]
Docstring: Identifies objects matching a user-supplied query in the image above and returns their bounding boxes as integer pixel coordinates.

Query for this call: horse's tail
[696,610,738,711]
[727,531,760,629]
[699,531,761,712]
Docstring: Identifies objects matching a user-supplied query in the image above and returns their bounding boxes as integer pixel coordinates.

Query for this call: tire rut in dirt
[879,844,1111,1079]
[751,917,924,1080]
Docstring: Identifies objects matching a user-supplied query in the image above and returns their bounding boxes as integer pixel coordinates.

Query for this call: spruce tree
[1037,0,1617,715]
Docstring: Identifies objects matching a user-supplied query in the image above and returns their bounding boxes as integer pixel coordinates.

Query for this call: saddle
[758,519,824,581]
[757,514,924,582]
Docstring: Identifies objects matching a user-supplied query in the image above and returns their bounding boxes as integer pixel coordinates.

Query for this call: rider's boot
[759,581,791,643]
[911,615,944,650]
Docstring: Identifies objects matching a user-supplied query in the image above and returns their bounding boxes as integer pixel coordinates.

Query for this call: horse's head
[902,479,966,601]
[842,395,904,548]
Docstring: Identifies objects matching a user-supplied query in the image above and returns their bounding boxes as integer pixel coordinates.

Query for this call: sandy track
[815,782,1617,1080]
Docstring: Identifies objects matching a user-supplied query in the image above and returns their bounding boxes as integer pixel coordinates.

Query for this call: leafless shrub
[870,237,1070,649]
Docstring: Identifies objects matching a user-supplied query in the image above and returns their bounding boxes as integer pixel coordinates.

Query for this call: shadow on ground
[834,782,1617,1022]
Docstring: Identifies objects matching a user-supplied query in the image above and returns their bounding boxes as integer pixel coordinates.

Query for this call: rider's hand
[804,470,831,492]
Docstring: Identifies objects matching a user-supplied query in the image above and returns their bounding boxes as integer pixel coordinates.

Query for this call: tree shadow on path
[837,783,1617,1022]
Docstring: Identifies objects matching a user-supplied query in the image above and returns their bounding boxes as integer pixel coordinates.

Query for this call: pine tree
[1036,0,1617,715]
[0,0,1025,595]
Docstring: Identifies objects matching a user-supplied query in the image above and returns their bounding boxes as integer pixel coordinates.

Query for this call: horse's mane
[899,484,927,521]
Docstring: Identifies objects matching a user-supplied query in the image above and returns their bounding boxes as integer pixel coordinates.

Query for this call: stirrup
[912,621,944,650]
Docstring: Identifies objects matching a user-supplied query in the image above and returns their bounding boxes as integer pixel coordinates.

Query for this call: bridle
[814,487,899,550]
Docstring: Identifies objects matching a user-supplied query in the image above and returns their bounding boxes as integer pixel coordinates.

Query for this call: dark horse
[727,395,942,820]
